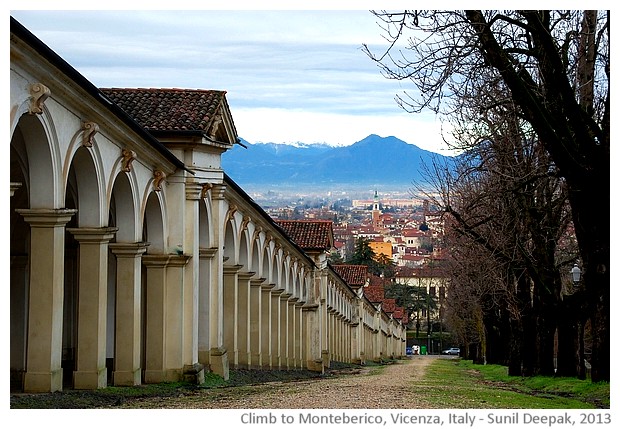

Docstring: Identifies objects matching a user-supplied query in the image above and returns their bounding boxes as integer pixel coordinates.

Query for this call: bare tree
[364,10,609,381]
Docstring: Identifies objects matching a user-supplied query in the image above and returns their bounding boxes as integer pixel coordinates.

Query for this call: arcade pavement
[121,356,438,409]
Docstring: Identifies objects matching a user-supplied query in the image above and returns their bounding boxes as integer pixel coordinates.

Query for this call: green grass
[419,358,609,409]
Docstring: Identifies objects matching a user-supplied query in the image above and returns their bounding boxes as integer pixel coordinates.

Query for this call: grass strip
[418,358,609,409]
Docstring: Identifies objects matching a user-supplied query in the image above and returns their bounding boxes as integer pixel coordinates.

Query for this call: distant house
[369,241,392,260]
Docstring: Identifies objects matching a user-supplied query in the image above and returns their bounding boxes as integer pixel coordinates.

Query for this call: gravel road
[122,356,442,409]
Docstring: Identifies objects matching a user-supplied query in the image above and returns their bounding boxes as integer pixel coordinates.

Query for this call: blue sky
[10,4,461,155]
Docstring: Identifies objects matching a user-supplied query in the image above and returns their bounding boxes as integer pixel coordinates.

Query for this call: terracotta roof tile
[382,298,396,313]
[393,307,404,319]
[100,88,226,132]
[275,220,334,250]
[364,286,385,303]
[332,265,368,287]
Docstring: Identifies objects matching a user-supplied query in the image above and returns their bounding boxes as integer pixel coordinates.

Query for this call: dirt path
[122,356,441,409]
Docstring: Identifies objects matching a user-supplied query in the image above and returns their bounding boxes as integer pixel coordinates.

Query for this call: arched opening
[141,190,166,381]
[10,137,30,391]
[107,172,137,383]
[10,112,60,392]
[198,198,212,366]
[63,145,104,388]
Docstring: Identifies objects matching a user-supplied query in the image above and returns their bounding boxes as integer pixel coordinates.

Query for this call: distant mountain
[222,134,452,187]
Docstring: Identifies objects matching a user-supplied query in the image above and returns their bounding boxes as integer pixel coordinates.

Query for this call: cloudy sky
[10,5,461,155]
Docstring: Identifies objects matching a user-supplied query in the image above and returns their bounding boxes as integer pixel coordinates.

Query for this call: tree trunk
[556,297,579,377]
[508,317,523,376]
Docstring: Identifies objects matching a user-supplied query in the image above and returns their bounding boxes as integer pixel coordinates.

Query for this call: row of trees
[364,11,609,381]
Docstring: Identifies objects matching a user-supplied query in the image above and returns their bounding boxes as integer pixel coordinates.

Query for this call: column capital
[16,208,77,226]
[301,303,320,312]
[67,226,118,242]
[109,242,150,256]
[261,283,276,291]
[141,253,190,268]
[238,271,257,281]
[185,182,203,200]
[142,254,172,267]
[271,287,285,296]
[251,278,267,287]
[223,264,243,274]
[199,247,218,259]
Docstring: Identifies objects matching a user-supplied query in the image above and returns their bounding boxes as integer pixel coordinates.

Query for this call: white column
[260,284,274,369]
[142,254,169,383]
[237,271,254,369]
[270,287,284,368]
[67,227,117,389]
[223,264,241,367]
[198,248,217,367]
[109,242,148,386]
[249,278,265,369]
[18,209,76,392]
[209,185,228,379]
[280,292,292,369]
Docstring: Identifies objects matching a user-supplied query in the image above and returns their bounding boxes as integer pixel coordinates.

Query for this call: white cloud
[11,9,456,154]
[233,107,457,155]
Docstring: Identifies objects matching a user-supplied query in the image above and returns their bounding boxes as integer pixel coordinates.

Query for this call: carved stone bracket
[225,204,237,223]
[241,215,251,231]
[153,170,166,191]
[121,149,137,172]
[28,83,51,115]
[10,182,22,197]
[81,121,99,147]
[200,183,213,199]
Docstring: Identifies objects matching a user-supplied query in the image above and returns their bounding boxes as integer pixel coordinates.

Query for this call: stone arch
[65,146,104,227]
[199,191,214,250]
[274,247,284,290]
[12,111,61,208]
[300,269,309,303]
[264,239,276,284]
[291,260,300,298]
[106,171,139,377]
[109,171,139,242]
[10,108,74,391]
[143,191,166,254]
[238,219,251,270]
[61,143,105,388]
[223,208,241,264]
[250,228,262,278]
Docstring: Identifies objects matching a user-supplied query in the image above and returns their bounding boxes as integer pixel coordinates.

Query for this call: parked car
[442,347,460,355]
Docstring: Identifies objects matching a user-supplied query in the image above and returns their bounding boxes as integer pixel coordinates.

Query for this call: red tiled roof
[368,274,386,287]
[275,220,334,250]
[364,286,385,303]
[393,307,404,319]
[382,298,396,313]
[332,265,368,287]
[100,88,226,132]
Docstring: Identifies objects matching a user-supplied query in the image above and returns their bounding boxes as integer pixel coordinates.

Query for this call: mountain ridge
[222,134,451,187]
